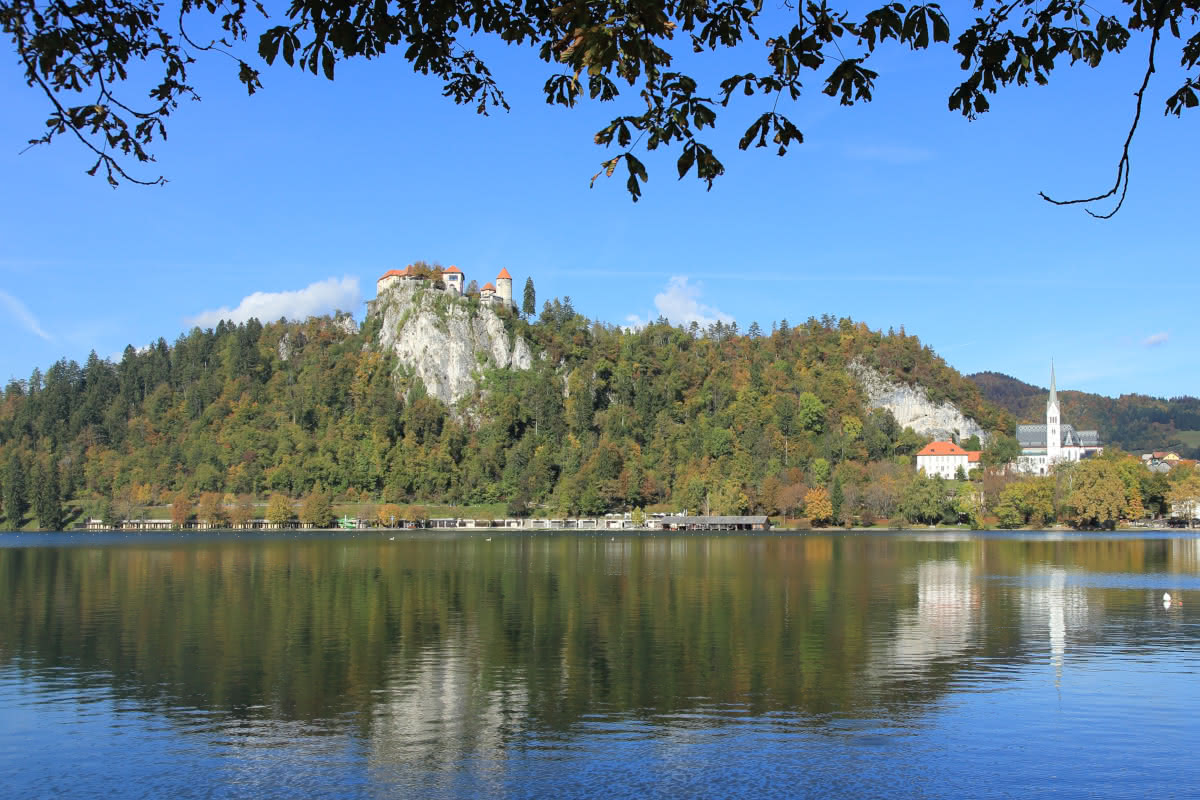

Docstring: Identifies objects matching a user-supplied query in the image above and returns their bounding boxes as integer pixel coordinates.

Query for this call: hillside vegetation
[0,302,1016,529]
[969,372,1200,457]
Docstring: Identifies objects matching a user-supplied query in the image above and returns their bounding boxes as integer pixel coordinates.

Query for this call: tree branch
[1039,8,1162,218]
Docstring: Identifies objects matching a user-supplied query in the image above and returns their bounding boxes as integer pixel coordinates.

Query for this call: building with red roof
[916,440,980,480]
[374,263,520,310]
[494,268,514,307]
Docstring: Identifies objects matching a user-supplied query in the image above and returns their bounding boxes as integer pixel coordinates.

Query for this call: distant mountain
[967,371,1200,457]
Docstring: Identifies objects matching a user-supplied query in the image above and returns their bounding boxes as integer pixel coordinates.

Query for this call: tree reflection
[0,533,1191,751]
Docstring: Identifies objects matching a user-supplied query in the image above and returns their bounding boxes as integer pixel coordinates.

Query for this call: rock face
[849,360,989,443]
[367,281,533,409]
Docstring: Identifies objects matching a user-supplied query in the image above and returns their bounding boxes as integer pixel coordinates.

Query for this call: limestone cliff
[849,360,989,444]
[367,281,533,409]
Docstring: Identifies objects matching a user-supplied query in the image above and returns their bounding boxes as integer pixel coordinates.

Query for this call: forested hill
[0,302,1008,527]
[968,371,1200,457]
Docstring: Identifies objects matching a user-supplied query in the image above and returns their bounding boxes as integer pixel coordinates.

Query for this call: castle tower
[1046,361,1062,463]
[496,268,513,307]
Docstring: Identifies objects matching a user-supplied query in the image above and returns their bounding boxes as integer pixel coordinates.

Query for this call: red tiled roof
[378,267,410,280]
[496,268,512,280]
[444,265,463,274]
[967,451,982,462]
[481,282,496,292]
[917,441,968,457]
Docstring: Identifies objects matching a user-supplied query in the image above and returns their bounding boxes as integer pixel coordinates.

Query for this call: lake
[1,531,1198,798]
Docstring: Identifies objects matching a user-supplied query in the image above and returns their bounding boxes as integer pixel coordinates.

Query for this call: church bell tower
[1046,362,1061,463]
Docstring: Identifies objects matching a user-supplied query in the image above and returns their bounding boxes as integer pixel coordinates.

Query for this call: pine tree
[831,475,844,524]
[522,277,536,318]
[33,460,64,531]
[3,451,27,529]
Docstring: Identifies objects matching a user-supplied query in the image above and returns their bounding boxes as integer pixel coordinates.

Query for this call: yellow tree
[300,491,335,528]
[229,494,256,528]
[1167,474,1200,523]
[266,494,294,527]
[712,480,749,516]
[196,492,228,528]
[804,487,833,526]
[377,503,405,528]
[1065,461,1128,529]
[1125,485,1146,522]
[170,492,193,530]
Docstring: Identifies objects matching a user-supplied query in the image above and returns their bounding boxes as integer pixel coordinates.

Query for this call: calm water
[2,531,1199,798]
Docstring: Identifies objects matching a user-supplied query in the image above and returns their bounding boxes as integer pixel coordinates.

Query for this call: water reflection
[1,532,1199,797]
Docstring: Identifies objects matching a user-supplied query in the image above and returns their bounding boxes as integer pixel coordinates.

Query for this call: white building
[375,264,514,309]
[916,440,981,480]
[1016,364,1103,475]
[442,265,464,295]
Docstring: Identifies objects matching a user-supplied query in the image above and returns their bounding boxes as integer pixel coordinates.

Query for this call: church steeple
[1046,360,1061,462]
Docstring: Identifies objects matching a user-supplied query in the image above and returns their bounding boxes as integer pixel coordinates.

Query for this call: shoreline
[6,524,1198,536]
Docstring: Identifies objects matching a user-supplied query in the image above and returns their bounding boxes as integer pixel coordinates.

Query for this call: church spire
[1048,360,1057,407]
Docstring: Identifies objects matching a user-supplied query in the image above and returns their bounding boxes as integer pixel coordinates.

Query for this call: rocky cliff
[367,281,533,409]
[849,360,989,444]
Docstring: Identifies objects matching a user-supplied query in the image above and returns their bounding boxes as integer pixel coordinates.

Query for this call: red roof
[378,267,411,280]
[496,268,512,280]
[444,265,462,274]
[967,451,982,463]
[481,282,496,292]
[917,441,968,457]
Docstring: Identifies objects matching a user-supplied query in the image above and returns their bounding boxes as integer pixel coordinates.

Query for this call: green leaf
[322,47,335,80]
[677,144,695,179]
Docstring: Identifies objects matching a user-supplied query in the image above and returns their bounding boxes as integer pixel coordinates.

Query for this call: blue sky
[2,10,1197,399]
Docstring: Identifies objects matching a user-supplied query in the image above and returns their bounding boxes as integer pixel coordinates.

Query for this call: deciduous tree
[804,486,833,526]
[1167,474,1200,522]
[983,433,1021,468]
[377,503,404,527]
[196,492,228,527]
[229,494,255,528]
[300,490,335,528]
[9,1,1192,213]
[266,493,294,527]
[170,491,193,529]
[1063,461,1128,529]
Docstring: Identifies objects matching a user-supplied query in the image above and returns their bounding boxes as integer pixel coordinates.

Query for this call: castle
[376,264,516,310]
[1015,364,1103,474]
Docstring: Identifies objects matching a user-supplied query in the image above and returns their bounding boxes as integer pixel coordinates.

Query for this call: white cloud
[1142,331,1169,347]
[626,276,734,329]
[187,276,361,328]
[0,290,52,340]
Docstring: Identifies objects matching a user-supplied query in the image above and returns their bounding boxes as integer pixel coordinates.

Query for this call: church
[1015,364,1103,474]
